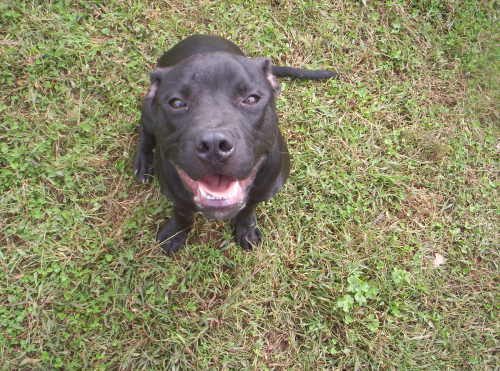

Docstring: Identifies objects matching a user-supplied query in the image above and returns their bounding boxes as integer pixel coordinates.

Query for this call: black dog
[135,35,336,253]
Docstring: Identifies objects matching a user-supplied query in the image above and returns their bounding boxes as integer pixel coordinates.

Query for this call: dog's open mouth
[176,162,262,209]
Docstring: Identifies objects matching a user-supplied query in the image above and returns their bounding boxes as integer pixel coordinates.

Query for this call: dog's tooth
[202,189,219,200]
[200,187,209,198]
[227,181,240,198]
[199,184,231,201]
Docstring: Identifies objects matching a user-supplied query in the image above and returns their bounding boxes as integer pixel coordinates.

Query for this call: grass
[0,0,498,368]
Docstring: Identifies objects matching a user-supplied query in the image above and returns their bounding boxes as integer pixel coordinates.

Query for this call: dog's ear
[146,67,170,98]
[254,57,280,96]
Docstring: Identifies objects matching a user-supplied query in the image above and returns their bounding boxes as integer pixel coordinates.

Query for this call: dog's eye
[168,98,187,109]
[242,95,260,105]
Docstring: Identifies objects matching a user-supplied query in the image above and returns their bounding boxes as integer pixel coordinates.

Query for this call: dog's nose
[196,132,234,162]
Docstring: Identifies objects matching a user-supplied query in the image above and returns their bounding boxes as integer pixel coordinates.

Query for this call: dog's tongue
[196,175,244,207]
[199,175,233,193]
[176,168,251,208]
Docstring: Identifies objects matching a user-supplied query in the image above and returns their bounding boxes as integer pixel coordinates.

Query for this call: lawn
[0,0,498,369]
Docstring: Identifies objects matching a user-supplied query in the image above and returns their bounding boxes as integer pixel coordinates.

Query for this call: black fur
[135,35,336,254]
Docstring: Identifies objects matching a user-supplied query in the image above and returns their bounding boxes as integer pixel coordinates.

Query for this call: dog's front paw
[134,151,154,184]
[157,219,189,254]
[234,224,262,250]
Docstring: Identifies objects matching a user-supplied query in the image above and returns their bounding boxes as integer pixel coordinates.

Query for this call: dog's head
[143,52,280,219]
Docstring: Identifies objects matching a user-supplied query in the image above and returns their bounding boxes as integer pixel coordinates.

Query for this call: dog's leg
[134,123,155,183]
[157,208,194,254]
[233,203,262,250]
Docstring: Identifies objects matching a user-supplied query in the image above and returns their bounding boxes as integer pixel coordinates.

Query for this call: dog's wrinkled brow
[235,81,251,95]
[179,85,192,98]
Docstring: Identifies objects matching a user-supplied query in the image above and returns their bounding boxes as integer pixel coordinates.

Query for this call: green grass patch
[1,0,498,368]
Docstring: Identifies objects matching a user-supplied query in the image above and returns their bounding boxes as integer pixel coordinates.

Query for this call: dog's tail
[272,66,338,80]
